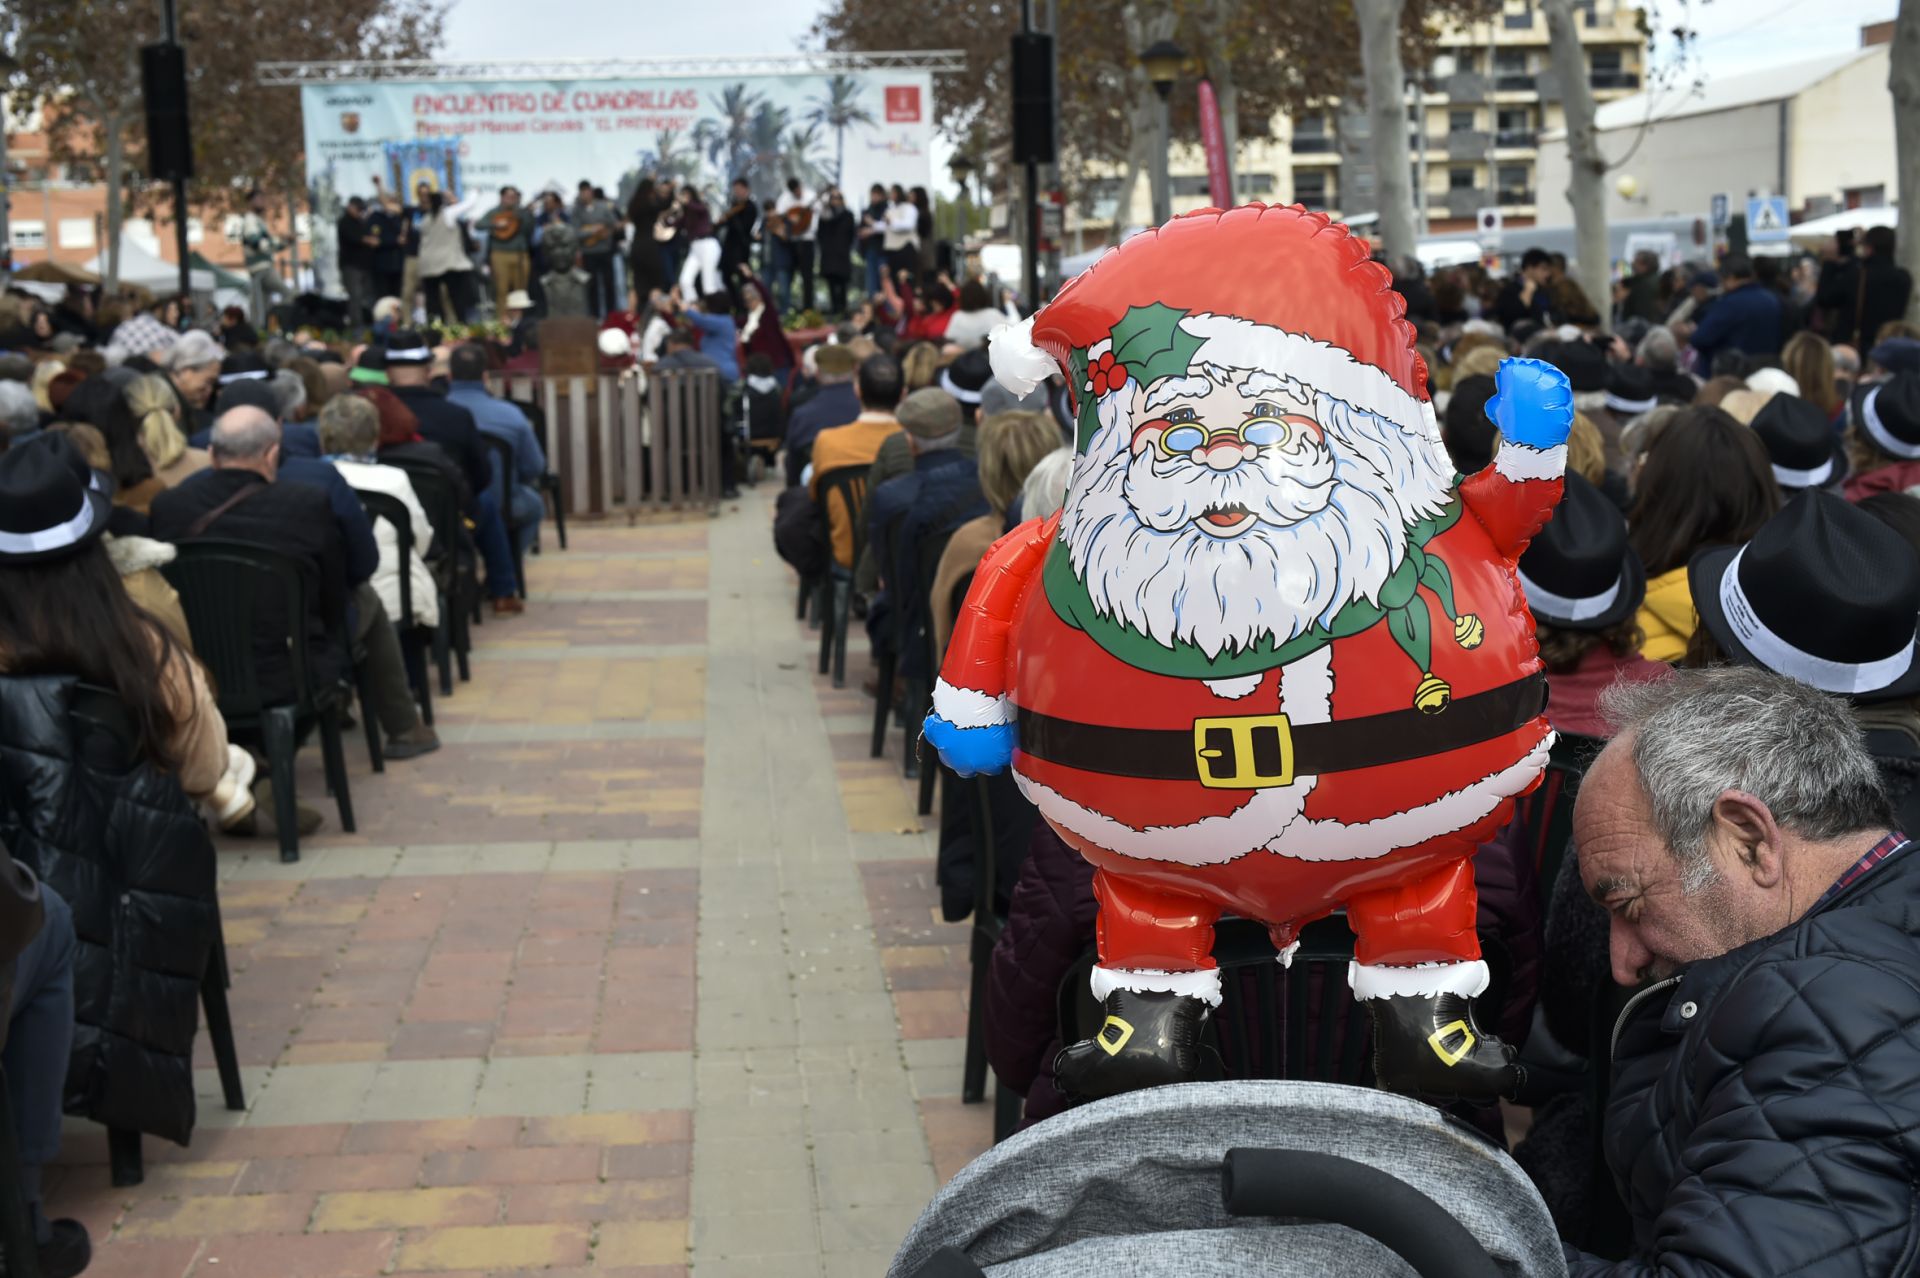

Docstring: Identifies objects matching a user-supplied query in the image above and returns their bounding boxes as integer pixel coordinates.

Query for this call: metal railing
[1493,74,1537,92]
[1590,70,1641,90]
[489,367,723,518]
[1291,136,1337,153]
[1494,129,1539,148]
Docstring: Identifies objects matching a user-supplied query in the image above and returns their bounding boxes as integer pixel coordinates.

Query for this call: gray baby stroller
[889,1080,1567,1278]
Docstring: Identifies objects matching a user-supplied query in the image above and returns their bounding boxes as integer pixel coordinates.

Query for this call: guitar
[783,204,815,236]
[580,221,615,250]
[489,209,526,242]
[652,207,680,243]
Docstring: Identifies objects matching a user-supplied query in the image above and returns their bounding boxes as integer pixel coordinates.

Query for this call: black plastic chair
[481,433,534,598]
[813,465,870,689]
[353,487,436,728]
[161,540,357,863]
[383,456,473,692]
[0,1056,39,1278]
[508,397,567,550]
[868,507,909,760]
[67,682,247,1186]
[907,521,964,811]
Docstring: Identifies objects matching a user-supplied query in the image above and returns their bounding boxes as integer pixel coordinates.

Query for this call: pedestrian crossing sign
[1746,195,1789,243]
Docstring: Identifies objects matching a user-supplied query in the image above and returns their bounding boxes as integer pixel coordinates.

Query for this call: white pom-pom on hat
[988,316,1058,397]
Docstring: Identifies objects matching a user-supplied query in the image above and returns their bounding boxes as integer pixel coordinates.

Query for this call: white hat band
[1719,546,1914,695]
[937,367,983,404]
[385,346,433,363]
[1518,567,1623,624]
[0,494,95,555]
[1860,386,1920,460]
[1605,392,1657,415]
[218,369,270,384]
[1771,456,1836,489]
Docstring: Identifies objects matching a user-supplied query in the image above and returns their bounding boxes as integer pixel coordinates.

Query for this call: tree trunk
[102,107,126,290]
[1118,1,1172,234]
[1354,0,1415,261]
[1543,0,1610,319]
[1894,0,1920,323]
[1215,78,1240,201]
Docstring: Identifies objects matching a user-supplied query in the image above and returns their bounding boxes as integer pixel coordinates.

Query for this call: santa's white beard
[1063,393,1454,659]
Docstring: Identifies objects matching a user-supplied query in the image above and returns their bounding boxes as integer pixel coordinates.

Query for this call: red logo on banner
[885,86,921,123]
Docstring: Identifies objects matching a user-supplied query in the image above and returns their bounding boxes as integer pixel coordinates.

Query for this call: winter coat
[1634,566,1695,664]
[0,675,219,1146]
[987,821,1544,1131]
[1569,839,1920,1276]
[106,535,193,653]
[1843,458,1920,503]
[816,207,856,278]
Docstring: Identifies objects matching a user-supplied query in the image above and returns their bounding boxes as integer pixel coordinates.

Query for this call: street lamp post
[1139,39,1185,228]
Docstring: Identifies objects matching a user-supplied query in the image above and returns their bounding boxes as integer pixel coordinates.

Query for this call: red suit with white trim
[922,204,1573,1102]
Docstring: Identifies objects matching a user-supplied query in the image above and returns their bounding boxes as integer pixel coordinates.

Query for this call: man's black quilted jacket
[1570,838,1920,1276]
[0,675,218,1146]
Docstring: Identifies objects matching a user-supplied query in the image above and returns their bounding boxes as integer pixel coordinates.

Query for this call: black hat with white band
[382,330,435,366]
[1849,373,1920,462]
[218,350,270,386]
[1751,393,1849,492]
[1603,363,1658,418]
[1517,471,1646,631]
[1690,489,1920,703]
[0,434,113,565]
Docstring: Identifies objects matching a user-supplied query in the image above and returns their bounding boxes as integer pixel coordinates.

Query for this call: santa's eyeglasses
[1135,402,1324,459]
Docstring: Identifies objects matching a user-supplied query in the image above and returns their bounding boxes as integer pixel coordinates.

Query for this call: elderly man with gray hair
[1566,665,1920,1275]
[150,407,438,777]
[0,381,40,452]
[1632,324,1698,406]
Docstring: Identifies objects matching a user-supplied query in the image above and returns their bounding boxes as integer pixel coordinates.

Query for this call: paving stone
[311,1187,503,1231]
[391,1222,591,1270]
[472,1053,590,1116]
[593,1219,691,1266]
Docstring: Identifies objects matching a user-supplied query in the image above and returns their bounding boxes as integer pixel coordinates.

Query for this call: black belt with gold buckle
[1016,674,1547,790]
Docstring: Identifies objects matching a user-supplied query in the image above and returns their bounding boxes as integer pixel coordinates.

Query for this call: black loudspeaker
[142,42,193,181]
[1011,33,1056,165]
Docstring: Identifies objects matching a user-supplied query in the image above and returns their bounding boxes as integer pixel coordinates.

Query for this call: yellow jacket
[1637,565,1696,664]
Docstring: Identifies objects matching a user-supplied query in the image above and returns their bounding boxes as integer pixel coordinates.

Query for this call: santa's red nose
[1200,439,1251,471]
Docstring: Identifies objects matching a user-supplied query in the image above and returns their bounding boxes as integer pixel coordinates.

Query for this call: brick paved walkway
[42,495,992,1277]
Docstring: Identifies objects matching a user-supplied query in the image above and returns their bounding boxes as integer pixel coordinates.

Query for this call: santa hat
[989,204,1429,431]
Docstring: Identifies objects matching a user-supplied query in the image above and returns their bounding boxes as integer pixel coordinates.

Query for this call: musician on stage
[716,178,760,302]
[572,181,624,318]
[774,176,821,314]
[479,186,535,318]
[626,177,673,303]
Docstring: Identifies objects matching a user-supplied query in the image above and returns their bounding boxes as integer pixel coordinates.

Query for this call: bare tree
[1355,0,1416,261]
[1542,0,1607,313]
[1894,0,1920,322]
[4,0,147,288]
[1539,0,1705,320]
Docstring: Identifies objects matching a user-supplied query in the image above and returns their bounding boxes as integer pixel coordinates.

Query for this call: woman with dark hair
[59,376,164,512]
[945,279,1004,351]
[0,436,250,1250]
[1629,404,1779,661]
[909,186,935,276]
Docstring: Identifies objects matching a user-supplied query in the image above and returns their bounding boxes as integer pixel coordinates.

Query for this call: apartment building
[1072,0,1646,244]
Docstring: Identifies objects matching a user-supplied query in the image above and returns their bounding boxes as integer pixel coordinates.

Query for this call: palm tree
[647,128,702,183]
[744,102,792,203]
[806,73,877,186]
[783,123,829,192]
[693,83,762,187]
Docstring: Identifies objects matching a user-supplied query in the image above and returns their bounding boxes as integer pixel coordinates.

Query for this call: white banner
[300,70,934,210]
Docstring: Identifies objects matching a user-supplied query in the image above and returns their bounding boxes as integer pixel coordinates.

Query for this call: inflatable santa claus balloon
[924,203,1573,1103]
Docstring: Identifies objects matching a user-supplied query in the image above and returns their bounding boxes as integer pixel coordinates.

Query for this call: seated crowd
[764,236,1920,1271]
[0,291,552,1276]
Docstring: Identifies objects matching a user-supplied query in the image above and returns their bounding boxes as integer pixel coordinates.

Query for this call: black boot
[1369,991,1523,1103]
[1054,987,1223,1103]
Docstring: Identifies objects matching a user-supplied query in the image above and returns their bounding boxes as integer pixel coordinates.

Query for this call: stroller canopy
[890,1080,1567,1278]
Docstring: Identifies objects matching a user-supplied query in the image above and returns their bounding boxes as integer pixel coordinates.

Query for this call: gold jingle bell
[1454,614,1484,649]
[1414,672,1452,714]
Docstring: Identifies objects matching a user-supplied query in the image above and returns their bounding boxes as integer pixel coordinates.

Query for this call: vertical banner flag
[1197,80,1231,208]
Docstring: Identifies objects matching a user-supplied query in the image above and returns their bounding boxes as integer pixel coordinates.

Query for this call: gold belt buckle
[1193,713,1294,789]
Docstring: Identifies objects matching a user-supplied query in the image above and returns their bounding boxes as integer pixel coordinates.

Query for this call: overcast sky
[440,0,1899,73]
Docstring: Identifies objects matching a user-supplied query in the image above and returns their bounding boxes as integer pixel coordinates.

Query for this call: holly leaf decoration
[1108,303,1206,390]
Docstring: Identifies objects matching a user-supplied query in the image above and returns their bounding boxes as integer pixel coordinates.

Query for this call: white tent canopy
[1789,206,1899,245]
[81,238,216,293]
